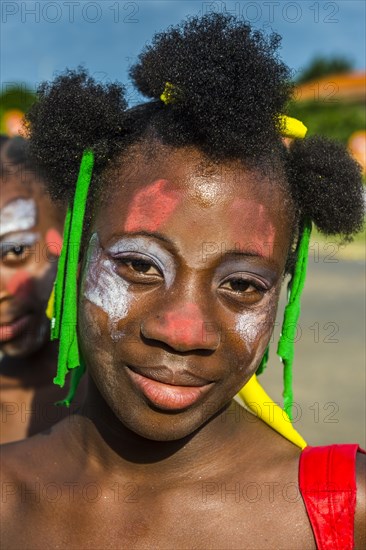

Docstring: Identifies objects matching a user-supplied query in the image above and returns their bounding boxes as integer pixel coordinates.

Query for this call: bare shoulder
[0,421,69,548]
[1,436,42,541]
[1,420,64,474]
[0,439,24,523]
[223,417,316,548]
[1,434,45,500]
[355,450,366,549]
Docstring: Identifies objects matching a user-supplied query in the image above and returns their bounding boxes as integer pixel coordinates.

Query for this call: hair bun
[26,68,127,201]
[287,136,364,239]
[130,13,293,159]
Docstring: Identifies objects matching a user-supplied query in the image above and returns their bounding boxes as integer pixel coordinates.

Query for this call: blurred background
[1,0,365,446]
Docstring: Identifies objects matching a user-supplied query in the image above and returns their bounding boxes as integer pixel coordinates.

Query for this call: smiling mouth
[0,314,32,343]
[125,364,214,411]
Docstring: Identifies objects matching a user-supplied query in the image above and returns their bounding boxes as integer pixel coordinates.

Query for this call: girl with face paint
[0,137,86,444]
[1,15,365,550]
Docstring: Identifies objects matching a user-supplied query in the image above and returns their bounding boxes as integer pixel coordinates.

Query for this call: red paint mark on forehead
[7,270,33,298]
[45,228,63,258]
[160,303,204,345]
[124,179,180,233]
[229,199,276,255]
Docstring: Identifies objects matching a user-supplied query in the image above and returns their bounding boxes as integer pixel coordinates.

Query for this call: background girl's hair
[1,135,32,171]
[26,13,364,241]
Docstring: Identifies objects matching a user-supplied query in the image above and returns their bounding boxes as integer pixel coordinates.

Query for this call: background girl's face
[0,169,64,357]
[79,146,293,441]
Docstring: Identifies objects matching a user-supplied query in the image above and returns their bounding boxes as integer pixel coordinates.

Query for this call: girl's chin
[110,398,225,443]
[124,422,202,442]
[0,326,50,358]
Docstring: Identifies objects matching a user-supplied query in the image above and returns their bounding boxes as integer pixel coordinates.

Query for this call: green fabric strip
[53,150,94,387]
[51,205,72,340]
[55,361,86,407]
[256,346,269,375]
[277,220,312,420]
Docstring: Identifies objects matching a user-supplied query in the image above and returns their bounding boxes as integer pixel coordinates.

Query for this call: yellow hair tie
[160,82,177,105]
[278,115,307,139]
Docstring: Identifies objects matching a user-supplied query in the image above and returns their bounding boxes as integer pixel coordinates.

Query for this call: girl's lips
[0,314,32,343]
[126,367,214,411]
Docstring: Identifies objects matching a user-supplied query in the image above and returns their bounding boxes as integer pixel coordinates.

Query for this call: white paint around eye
[2,231,40,245]
[82,233,131,341]
[0,198,37,237]
[236,311,269,352]
[108,236,176,288]
[0,232,40,255]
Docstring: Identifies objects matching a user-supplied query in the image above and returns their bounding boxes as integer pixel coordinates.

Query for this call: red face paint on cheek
[229,199,276,256]
[6,270,34,298]
[124,179,180,232]
[45,228,63,258]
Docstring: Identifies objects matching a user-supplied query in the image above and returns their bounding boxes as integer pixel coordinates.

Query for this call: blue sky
[2,0,365,100]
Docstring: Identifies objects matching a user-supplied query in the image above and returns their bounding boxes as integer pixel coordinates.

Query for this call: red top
[299,444,365,550]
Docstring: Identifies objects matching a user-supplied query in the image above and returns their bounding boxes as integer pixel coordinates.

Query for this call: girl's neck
[73,378,251,484]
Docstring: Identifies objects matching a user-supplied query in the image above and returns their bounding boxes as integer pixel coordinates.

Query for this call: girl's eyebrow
[0,229,38,243]
[222,249,282,271]
[0,232,40,255]
[114,230,175,248]
[212,248,282,279]
[223,249,267,259]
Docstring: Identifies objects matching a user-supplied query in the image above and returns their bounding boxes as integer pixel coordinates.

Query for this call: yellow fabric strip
[237,374,307,449]
[46,286,55,320]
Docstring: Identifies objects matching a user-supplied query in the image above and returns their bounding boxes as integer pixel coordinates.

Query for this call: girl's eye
[113,255,162,281]
[220,276,267,303]
[11,245,25,256]
[2,245,31,265]
[226,279,252,292]
[127,259,160,275]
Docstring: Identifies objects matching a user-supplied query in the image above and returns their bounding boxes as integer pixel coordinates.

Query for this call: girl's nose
[141,302,220,352]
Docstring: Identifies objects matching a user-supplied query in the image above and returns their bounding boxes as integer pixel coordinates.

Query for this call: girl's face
[0,169,64,357]
[79,146,292,441]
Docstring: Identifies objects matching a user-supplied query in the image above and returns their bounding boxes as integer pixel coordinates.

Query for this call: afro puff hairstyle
[26,13,364,244]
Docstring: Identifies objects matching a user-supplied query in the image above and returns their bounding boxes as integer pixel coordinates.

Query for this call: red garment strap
[299,444,365,550]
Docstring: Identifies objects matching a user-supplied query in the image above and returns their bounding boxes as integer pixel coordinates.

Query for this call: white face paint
[0,198,37,237]
[82,233,177,341]
[82,233,131,341]
[235,310,270,354]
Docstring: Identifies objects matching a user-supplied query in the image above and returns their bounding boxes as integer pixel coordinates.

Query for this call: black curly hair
[26,13,364,247]
[1,136,36,176]
[0,135,54,194]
